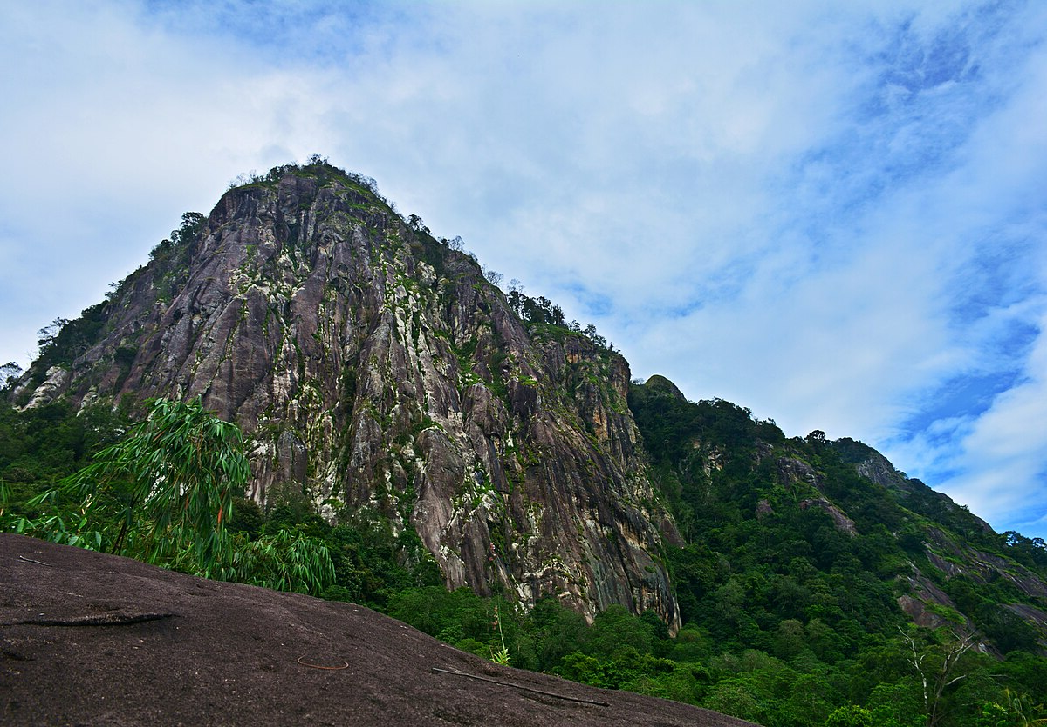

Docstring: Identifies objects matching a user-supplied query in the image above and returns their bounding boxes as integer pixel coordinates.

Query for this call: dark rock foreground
[0,535,753,726]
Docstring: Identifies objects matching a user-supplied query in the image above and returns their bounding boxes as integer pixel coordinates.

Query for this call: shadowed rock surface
[0,535,754,726]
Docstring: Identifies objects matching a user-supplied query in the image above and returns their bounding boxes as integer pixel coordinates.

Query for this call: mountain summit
[12,161,679,628]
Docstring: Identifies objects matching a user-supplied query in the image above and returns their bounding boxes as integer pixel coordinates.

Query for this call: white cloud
[901,310,1047,532]
[1,0,1046,538]
[0,1,338,361]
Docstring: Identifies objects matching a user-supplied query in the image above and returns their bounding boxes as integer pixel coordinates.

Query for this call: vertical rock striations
[15,164,679,629]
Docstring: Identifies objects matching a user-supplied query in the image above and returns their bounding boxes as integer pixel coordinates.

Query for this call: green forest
[3,379,1045,727]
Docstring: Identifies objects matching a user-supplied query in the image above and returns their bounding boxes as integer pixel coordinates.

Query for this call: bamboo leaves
[220,529,336,596]
[37,397,249,575]
[12,397,336,594]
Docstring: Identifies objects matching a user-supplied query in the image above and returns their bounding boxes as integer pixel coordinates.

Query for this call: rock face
[776,456,822,490]
[799,498,858,536]
[12,165,679,628]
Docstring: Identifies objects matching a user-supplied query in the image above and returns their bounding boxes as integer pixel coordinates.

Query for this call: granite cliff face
[15,164,679,628]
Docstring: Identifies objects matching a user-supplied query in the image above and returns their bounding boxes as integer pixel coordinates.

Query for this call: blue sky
[1,1,1045,539]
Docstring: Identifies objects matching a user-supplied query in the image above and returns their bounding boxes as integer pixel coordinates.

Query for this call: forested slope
[626,375,1047,725]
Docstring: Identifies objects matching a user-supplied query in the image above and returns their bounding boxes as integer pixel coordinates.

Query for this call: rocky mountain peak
[13,162,680,629]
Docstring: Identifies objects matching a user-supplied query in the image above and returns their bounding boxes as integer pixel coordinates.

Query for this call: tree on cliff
[0,362,21,389]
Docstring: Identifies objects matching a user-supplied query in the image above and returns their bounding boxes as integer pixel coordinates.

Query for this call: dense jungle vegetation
[2,385,1044,727]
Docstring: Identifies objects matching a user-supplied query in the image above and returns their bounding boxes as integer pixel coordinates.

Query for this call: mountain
[628,377,1047,657]
[8,161,678,629]
[6,160,1047,726]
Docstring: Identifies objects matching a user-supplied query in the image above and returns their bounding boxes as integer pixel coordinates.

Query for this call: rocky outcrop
[755,499,774,519]
[776,457,822,490]
[11,166,679,629]
[13,366,68,409]
[923,527,1047,600]
[0,535,754,727]
[897,594,953,630]
[642,374,687,401]
[1003,603,1047,648]
[856,453,901,489]
[799,497,857,536]
[897,571,964,630]
[853,452,993,533]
